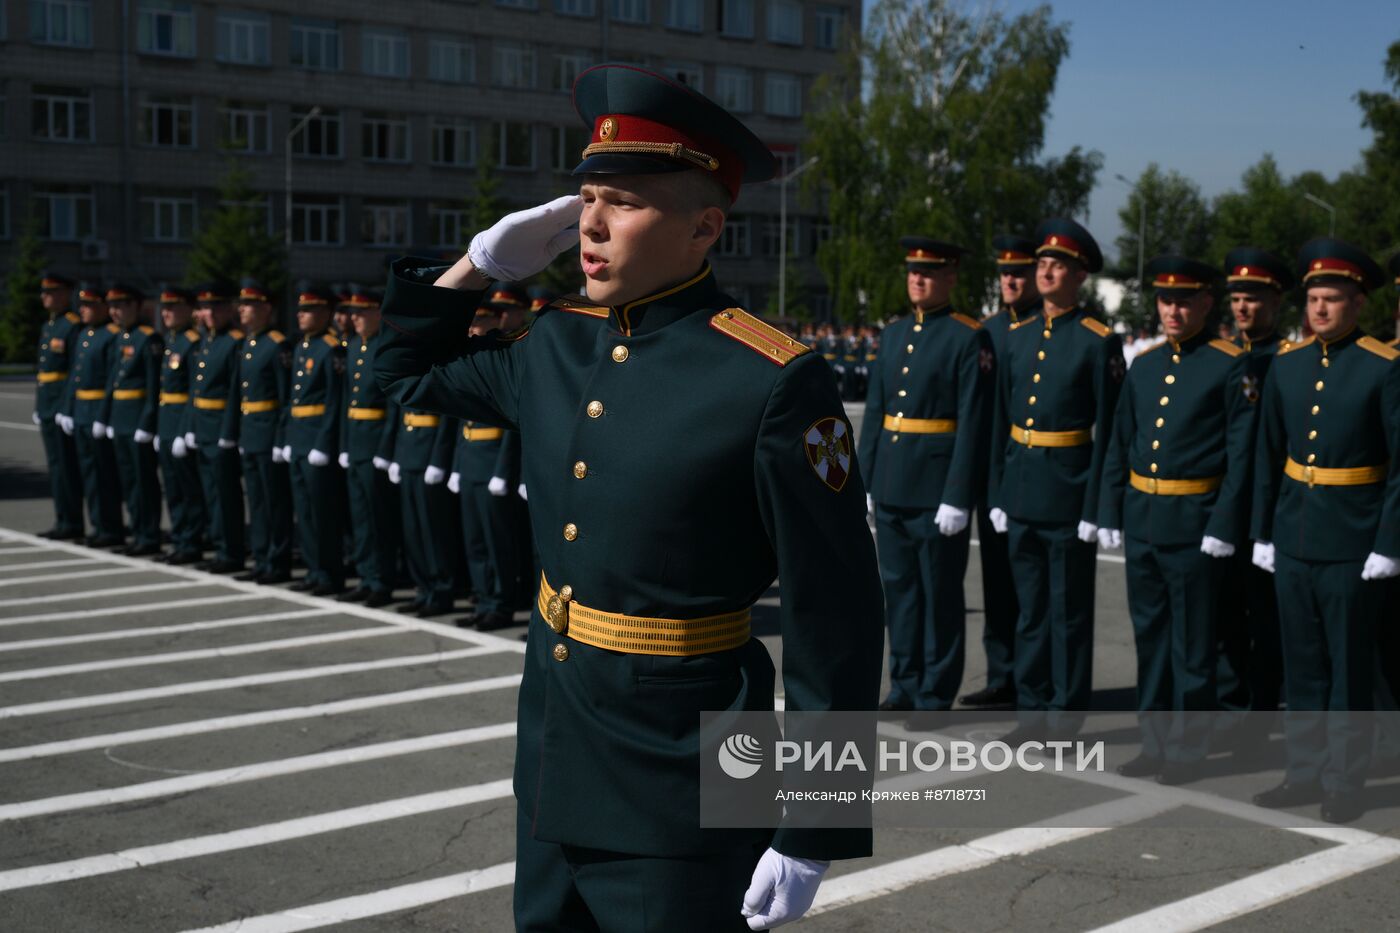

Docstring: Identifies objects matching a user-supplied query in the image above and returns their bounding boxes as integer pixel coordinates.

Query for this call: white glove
[424,465,446,485]
[271,445,285,464]
[1098,527,1122,550]
[1201,535,1236,559]
[153,435,160,453]
[467,194,583,282]
[1252,541,1276,574]
[58,414,74,435]
[934,503,970,536]
[388,462,402,485]
[989,507,1009,534]
[238,445,246,456]
[308,448,329,467]
[218,438,238,450]
[488,476,508,496]
[517,483,528,501]
[171,436,187,459]
[134,428,153,444]
[184,431,198,449]
[373,456,390,471]
[447,472,461,494]
[741,848,829,930]
[280,445,292,463]
[92,421,107,439]
[1361,552,1400,581]
[105,424,115,439]
[1077,520,1098,544]
[31,411,40,426]
[866,493,874,516]
[338,451,350,469]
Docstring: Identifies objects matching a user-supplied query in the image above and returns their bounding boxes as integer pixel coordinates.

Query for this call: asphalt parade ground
[1,380,1399,932]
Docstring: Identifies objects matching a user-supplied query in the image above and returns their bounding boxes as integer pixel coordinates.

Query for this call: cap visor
[572,153,691,178]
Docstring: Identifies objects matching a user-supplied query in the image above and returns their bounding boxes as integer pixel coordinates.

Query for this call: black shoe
[877,698,914,713]
[959,684,1016,707]
[37,527,67,540]
[167,550,203,565]
[399,600,427,615]
[337,587,371,603]
[206,559,245,574]
[233,571,262,582]
[416,602,455,618]
[288,579,317,592]
[311,582,346,597]
[1156,761,1201,785]
[128,544,161,557]
[91,535,124,549]
[363,590,394,608]
[259,571,293,585]
[1115,754,1164,778]
[473,611,515,631]
[1320,791,1364,824]
[1253,780,1322,809]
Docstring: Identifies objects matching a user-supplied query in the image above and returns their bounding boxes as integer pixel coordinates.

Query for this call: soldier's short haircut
[662,169,732,215]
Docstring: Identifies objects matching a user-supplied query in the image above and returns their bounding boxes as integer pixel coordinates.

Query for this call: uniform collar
[911,302,951,324]
[1165,326,1211,354]
[1317,325,1361,354]
[1238,329,1279,352]
[608,264,719,336]
[1043,304,1081,325]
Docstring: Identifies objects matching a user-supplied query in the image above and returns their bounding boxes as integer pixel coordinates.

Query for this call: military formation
[30,273,541,629]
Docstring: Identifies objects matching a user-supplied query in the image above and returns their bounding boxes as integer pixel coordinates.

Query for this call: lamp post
[1115,172,1146,322]
[1303,192,1336,237]
[285,105,322,251]
[778,155,819,317]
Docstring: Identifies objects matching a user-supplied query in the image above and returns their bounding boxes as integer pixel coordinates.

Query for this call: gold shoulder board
[106,323,120,333]
[322,333,340,348]
[709,309,810,367]
[1358,335,1400,361]
[267,329,286,343]
[1389,337,1399,349]
[65,312,80,323]
[1276,336,1314,357]
[552,296,609,319]
[1079,316,1112,338]
[1010,316,1040,331]
[1209,338,1246,358]
[229,329,245,339]
[949,312,982,330]
[138,324,155,335]
[184,328,200,342]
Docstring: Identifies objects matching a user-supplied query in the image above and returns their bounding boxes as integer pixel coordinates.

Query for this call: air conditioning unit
[81,239,109,262]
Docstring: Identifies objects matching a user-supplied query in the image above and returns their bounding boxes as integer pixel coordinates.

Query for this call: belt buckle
[1303,465,1315,488]
[546,585,573,635]
[1021,428,1033,447]
[1146,477,1158,495]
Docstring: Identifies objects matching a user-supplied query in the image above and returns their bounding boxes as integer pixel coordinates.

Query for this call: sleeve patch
[1357,335,1400,361]
[803,417,852,492]
[709,308,810,367]
[1080,316,1112,338]
[1209,338,1246,358]
[949,312,982,330]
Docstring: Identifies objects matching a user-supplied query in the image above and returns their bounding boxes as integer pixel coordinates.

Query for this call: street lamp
[1114,172,1146,321]
[285,105,323,251]
[1303,192,1336,237]
[777,156,820,317]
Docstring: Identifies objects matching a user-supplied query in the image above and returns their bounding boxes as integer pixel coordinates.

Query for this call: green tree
[0,215,49,364]
[764,251,811,321]
[466,147,507,241]
[183,161,287,300]
[1114,163,1211,330]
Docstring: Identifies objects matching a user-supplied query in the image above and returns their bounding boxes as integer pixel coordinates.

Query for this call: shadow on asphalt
[0,459,49,499]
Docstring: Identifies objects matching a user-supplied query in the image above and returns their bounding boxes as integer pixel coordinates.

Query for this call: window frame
[361,112,411,163]
[718,0,754,39]
[136,0,196,58]
[813,4,846,51]
[716,215,751,258]
[139,191,197,243]
[609,0,647,24]
[138,93,197,149]
[430,116,476,168]
[291,195,344,247]
[428,37,475,84]
[215,10,270,66]
[289,107,342,159]
[290,17,341,71]
[31,84,93,143]
[360,199,411,248]
[764,71,802,118]
[492,120,536,171]
[34,184,95,242]
[29,0,93,48]
[664,0,701,32]
[713,66,753,113]
[218,99,270,153]
[429,202,470,250]
[362,28,410,79]
[492,40,537,89]
[767,0,803,46]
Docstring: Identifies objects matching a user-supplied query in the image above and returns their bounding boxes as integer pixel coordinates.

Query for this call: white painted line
[0,594,262,630]
[810,793,1178,915]
[0,673,522,762]
[0,609,331,654]
[184,862,517,933]
[0,581,198,608]
[0,566,138,587]
[0,779,515,892]
[0,558,112,573]
[0,546,56,555]
[0,721,517,821]
[0,626,403,683]
[0,645,511,719]
[1083,837,1400,933]
[0,420,40,432]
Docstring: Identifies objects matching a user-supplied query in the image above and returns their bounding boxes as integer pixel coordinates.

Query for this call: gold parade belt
[537,573,751,657]
[1284,457,1388,488]
[159,392,189,405]
[290,404,326,418]
[1010,425,1092,448]
[75,389,107,401]
[882,415,957,434]
[37,371,67,383]
[241,399,280,414]
[1129,471,1223,496]
[402,413,440,428]
[111,389,146,401]
[193,397,227,410]
[347,407,386,421]
[463,426,504,441]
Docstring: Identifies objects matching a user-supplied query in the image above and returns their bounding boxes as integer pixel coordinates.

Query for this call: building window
[361,200,409,247]
[219,100,269,152]
[429,203,469,250]
[363,29,409,78]
[716,215,750,257]
[30,0,91,47]
[713,67,752,113]
[34,184,94,241]
[553,53,590,92]
[139,94,195,148]
[290,107,341,158]
[718,0,753,38]
[492,41,536,88]
[663,61,703,92]
[551,125,589,172]
[137,0,195,57]
[140,191,196,242]
[216,11,269,65]
[291,196,343,246]
[31,85,92,142]
[814,5,846,50]
[764,72,802,117]
[610,0,647,23]
[767,0,802,45]
[491,121,535,170]
[665,0,701,31]
[290,18,340,70]
[554,0,595,14]
[760,217,797,257]
[429,39,474,83]
[430,117,475,167]
[362,112,410,162]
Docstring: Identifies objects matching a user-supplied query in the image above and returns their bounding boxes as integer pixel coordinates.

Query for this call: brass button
[1150,463,1158,473]
[1033,373,1041,383]
[895,411,904,418]
[354,372,361,380]
[1159,396,1169,407]
[1308,430,1318,440]
[197,375,204,381]
[559,584,573,601]
[906,344,914,353]
[1042,329,1051,339]
[1307,453,1316,464]
[1315,381,1324,391]
[563,523,578,541]
[1152,440,1159,450]
[1311,405,1320,415]
[897,389,907,397]
[1321,358,1330,368]
[553,643,569,662]
[612,345,629,363]
[1028,396,1037,405]
[587,400,604,418]
[901,366,909,375]
[573,461,587,479]
[1165,375,1175,385]
[1037,350,1046,360]
[1172,354,1180,364]
[245,353,252,359]
[913,325,922,333]
[353,387,359,393]
[405,425,414,432]
[242,381,249,388]
[890,435,899,443]
[1025,418,1034,427]
[199,361,206,368]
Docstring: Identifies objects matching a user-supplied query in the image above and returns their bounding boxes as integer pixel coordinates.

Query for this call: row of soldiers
[861,220,1400,824]
[803,323,881,401]
[33,273,550,629]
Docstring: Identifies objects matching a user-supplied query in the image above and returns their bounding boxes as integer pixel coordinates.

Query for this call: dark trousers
[1007,518,1096,717]
[399,471,456,607]
[1124,537,1220,763]
[38,417,84,534]
[514,810,761,933]
[157,439,205,552]
[1274,552,1379,794]
[346,459,400,593]
[874,504,969,711]
[112,434,162,548]
[242,451,292,578]
[199,445,245,563]
[73,427,124,539]
[1216,554,1283,713]
[460,482,519,615]
[975,504,1019,691]
[290,456,344,587]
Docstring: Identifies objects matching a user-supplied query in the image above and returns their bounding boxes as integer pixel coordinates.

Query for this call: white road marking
[0,721,517,821]
[0,566,139,587]
[0,558,113,573]
[0,779,515,892]
[0,420,40,432]
[0,673,523,762]
[0,609,330,654]
[0,546,57,555]
[0,594,262,629]
[0,626,403,683]
[0,581,199,608]
[0,645,509,719]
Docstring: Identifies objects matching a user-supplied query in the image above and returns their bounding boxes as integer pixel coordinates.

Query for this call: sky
[873,0,1398,264]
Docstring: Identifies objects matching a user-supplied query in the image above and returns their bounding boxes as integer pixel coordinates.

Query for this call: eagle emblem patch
[1243,373,1260,404]
[804,417,852,492]
[979,347,994,374]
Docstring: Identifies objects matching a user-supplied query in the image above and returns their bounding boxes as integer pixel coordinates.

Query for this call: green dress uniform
[183,287,245,570]
[154,287,206,562]
[389,403,459,614]
[988,220,1123,727]
[857,238,993,712]
[452,418,522,625]
[1098,257,1258,771]
[34,273,85,539]
[105,284,164,553]
[1251,239,1400,808]
[65,284,125,544]
[233,295,294,582]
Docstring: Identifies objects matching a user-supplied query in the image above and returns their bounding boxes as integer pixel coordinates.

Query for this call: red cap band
[1038,234,1083,260]
[1304,257,1365,284]
[587,113,742,200]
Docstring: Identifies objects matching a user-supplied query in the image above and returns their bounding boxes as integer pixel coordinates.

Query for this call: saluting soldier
[232,279,294,585]
[857,237,992,716]
[387,397,459,617]
[1098,257,1257,782]
[987,219,1124,738]
[183,281,246,574]
[1250,238,1400,824]
[284,284,346,596]
[65,283,126,548]
[375,65,882,930]
[962,236,1039,708]
[34,272,85,541]
[105,283,165,556]
[153,286,206,564]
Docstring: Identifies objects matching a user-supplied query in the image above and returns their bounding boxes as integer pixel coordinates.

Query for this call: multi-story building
[0,0,858,315]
